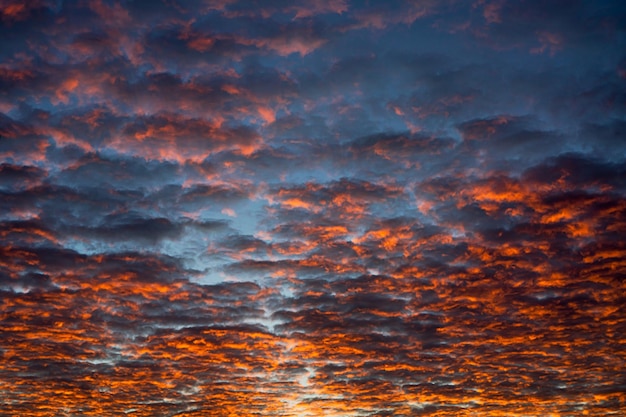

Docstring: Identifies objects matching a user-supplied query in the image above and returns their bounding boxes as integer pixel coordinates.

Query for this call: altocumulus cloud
[1,0,625,416]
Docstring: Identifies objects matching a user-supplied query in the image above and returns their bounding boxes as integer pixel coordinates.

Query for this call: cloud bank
[1,0,625,415]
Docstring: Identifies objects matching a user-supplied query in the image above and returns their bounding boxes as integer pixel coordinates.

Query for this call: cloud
[1,0,624,415]
[0,163,46,190]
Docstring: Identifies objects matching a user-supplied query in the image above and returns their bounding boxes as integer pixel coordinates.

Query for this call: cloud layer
[1,0,625,415]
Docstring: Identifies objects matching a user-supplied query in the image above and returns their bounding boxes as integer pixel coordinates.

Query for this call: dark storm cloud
[0,163,46,190]
[0,183,118,226]
[523,152,626,190]
[455,116,616,174]
[56,152,181,189]
[0,113,49,162]
[71,213,184,245]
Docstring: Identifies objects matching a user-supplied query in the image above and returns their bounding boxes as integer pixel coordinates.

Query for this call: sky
[1,0,625,415]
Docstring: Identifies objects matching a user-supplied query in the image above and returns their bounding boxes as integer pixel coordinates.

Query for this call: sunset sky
[1,0,625,415]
